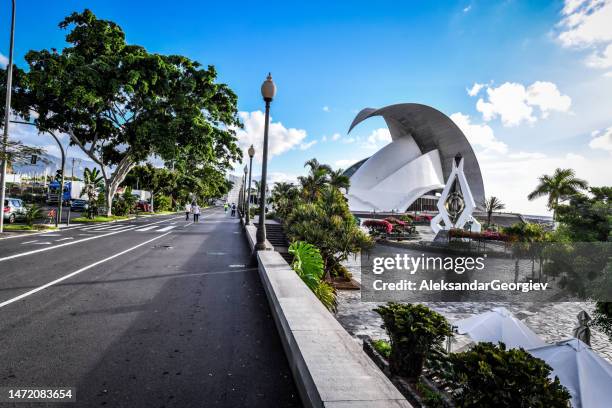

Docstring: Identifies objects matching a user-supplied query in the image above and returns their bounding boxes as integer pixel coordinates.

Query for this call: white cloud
[467,82,484,96]
[341,137,356,144]
[321,135,327,142]
[234,110,307,162]
[0,53,8,67]
[450,112,508,154]
[558,0,612,73]
[508,151,547,159]
[334,158,359,169]
[479,152,609,215]
[299,140,317,150]
[605,70,612,77]
[558,0,612,47]
[322,106,330,112]
[463,5,472,13]
[587,43,612,68]
[589,125,612,152]
[474,81,571,126]
[331,133,341,141]
[367,128,392,145]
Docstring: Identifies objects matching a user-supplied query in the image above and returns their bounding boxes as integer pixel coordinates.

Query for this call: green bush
[154,195,171,212]
[25,205,42,226]
[374,303,451,379]
[285,186,373,279]
[593,301,612,341]
[445,342,571,407]
[372,339,391,359]
[289,241,337,311]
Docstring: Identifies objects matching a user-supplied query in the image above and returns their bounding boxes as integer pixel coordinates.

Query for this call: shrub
[154,195,171,212]
[593,301,612,342]
[372,339,391,359]
[285,186,373,279]
[363,219,393,234]
[445,342,571,407]
[25,205,42,226]
[289,241,337,311]
[374,303,452,379]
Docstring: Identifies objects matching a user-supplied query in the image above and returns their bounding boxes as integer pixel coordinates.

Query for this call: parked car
[136,200,151,212]
[3,198,27,223]
[70,199,89,212]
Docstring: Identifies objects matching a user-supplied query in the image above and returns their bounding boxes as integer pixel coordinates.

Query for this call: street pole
[0,0,16,233]
[242,164,248,218]
[245,145,254,225]
[255,74,276,250]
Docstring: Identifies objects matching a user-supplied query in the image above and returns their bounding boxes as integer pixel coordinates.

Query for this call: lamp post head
[248,144,255,158]
[261,73,276,102]
[244,164,248,174]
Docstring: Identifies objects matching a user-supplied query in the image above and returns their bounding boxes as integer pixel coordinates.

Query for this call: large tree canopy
[22,9,241,214]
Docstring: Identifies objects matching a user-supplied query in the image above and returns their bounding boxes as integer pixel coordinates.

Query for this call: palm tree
[329,169,350,193]
[299,158,331,202]
[81,167,104,218]
[527,168,588,220]
[482,196,505,226]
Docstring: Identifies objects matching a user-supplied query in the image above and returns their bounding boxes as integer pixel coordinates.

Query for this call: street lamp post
[0,0,16,233]
[245,144,254,225]
[242,164,248,217]
[255,73,276,250]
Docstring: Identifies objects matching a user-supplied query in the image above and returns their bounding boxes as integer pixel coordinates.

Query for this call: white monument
[430,155,481,234]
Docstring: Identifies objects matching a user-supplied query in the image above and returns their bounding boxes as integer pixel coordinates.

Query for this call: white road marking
[89,225,120,231]
[183,222,194,228]
[32,242,52,245]
[134,225,158,232]
[156,226,176,232]
[0,225,82,241]
[0,232,172,309]
[55,237,74,242]
[21,240,38,245]
[0,216,181,263]
[229,264,246,268]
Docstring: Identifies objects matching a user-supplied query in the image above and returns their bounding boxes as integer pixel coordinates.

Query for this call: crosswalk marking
[134,225,158,232]
[156,226,176,232]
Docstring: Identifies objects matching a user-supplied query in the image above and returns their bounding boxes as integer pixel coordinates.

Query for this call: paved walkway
[0,207,301,407]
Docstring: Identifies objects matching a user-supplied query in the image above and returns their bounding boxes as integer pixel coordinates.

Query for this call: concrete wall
[245,229,411,407]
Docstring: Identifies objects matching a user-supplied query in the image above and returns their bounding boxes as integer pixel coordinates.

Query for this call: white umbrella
[529,338,612,408]
[454,307,546,350]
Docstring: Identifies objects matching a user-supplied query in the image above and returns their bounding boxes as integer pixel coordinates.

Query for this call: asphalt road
[0,207,301,407]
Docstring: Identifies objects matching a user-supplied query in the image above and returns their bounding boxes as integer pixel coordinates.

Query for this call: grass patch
[72,215,130,223]
[3,224,58,231]
[136,210,177,216]
[372,339,391,359]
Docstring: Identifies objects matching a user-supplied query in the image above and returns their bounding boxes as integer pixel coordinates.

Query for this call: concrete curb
[246,232,411,407]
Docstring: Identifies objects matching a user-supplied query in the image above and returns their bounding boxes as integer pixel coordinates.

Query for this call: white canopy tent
[454,307,546,350]
[529,339,612,408]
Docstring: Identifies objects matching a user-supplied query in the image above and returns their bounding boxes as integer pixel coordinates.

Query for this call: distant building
[344,103,485,213]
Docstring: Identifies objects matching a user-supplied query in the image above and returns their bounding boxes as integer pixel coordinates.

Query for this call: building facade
[344,103,485,213]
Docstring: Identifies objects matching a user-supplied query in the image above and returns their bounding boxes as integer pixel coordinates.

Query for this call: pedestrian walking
[193,203,201,222]
[231,203,236,217]
[184,202,192,221]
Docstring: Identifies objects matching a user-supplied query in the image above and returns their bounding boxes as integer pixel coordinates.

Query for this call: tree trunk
[105,181,116,217]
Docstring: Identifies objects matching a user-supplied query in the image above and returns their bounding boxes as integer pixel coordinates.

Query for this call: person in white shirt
[192,203,201,222]
[184,202,192,221]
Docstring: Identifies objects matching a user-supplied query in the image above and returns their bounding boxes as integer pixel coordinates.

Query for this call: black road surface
[0,208,301,407]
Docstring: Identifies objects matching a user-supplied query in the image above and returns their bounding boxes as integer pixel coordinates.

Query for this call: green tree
[289,241,336,311]
[271,182,298,218]
[329,168,350,193]
[298,158,332,202]
[374,303,452,379]
[528,168,588,221]
[23,10,241,216]
[482,196,505,227]
[124,164,177,212]
[446,342,571,407]
[284,185,373,278]
[80,167,104,218]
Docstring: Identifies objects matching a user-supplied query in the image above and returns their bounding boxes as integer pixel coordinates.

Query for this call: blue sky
[2,0,612,214]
